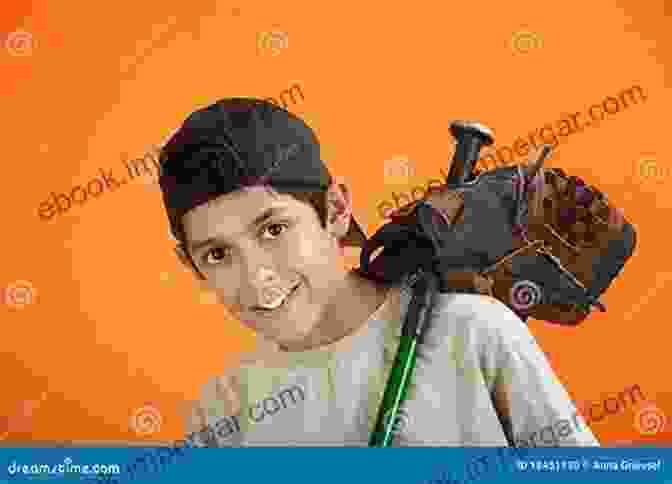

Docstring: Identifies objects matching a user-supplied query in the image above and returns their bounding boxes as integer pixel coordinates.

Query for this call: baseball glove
[357,148,637,325]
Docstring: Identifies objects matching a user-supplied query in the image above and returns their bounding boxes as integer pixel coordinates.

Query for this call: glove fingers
[526,167,545,221]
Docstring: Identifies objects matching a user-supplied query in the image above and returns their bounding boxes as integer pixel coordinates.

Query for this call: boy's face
[178,184,353,348]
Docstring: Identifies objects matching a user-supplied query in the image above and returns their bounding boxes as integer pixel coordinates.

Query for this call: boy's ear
[325,180,353,240]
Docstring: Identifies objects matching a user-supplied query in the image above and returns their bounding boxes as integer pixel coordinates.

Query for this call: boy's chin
[267,327,320,352]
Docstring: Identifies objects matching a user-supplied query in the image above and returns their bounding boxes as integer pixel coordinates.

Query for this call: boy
[158,98,599,447]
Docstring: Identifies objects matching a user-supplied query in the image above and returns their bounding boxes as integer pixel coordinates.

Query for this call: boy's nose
[256,267,278,284]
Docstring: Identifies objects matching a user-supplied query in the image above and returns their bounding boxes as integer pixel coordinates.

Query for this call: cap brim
[342,215,368,247]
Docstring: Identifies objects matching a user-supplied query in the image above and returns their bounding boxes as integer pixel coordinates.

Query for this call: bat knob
[447,121,495,185]
[450,121,494,147]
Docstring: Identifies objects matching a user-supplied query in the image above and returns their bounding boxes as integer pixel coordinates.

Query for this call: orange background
[1,0,670,445]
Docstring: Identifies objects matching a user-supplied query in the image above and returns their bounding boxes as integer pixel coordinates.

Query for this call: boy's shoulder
[417,291,533,349]
[432,292,521,325]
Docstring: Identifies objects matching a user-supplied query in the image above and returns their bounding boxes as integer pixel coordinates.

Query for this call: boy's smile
[253,281,302,312]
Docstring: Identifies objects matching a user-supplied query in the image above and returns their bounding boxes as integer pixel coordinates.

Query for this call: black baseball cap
[158,97,367,248]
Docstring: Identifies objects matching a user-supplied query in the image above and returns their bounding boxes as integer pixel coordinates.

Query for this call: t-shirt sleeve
[471,297,600,447]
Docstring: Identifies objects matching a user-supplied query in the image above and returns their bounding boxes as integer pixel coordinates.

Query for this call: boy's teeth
[259,297,285,309]
[259,288,289,309]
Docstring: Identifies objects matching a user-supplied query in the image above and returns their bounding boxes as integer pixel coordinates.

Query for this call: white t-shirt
[183,281,600,447]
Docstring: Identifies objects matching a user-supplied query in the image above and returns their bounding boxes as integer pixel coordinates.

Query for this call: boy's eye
[263,222,288,239]
[202,222,290,266]
[204,247,231,265]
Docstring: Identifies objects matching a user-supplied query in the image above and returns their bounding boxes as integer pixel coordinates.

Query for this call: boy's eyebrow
[187,206,290,253]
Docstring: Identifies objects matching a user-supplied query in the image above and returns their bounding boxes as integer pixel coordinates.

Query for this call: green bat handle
[368,334,419,447]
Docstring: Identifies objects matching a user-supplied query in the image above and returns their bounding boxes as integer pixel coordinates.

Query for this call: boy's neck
[278,271,391,353]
